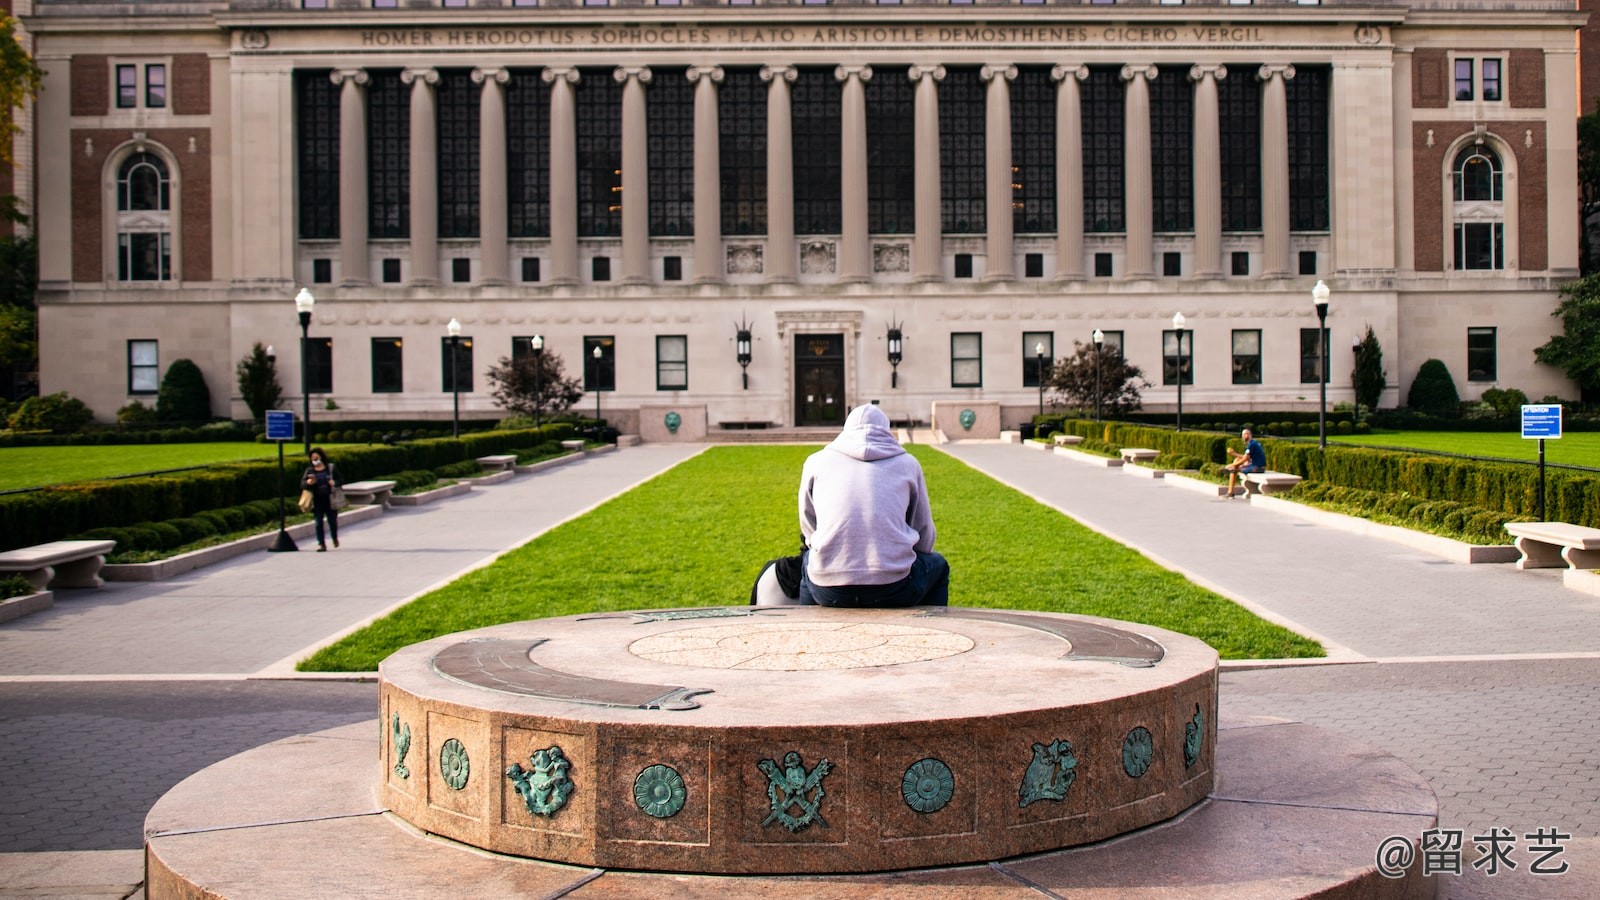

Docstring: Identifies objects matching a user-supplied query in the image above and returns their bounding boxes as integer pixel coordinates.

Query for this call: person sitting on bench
[1224,428,1266,498]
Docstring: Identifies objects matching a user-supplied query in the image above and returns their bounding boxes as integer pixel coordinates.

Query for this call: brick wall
[1413,49,1448,109]
[1509,50,1546,109]
[70,56,108,117]
[172,55,210,115]
[1412,121,1548,272]
[70,129,212,282]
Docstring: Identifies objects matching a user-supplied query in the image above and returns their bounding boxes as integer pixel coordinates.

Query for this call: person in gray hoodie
[797,404,949,607]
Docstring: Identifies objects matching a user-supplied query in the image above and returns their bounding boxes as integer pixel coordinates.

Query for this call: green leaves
[1535,274,1600,395]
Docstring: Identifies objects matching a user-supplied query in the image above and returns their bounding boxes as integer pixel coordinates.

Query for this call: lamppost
[735,322,753,390]
[447,318,462,438]
[1312,280,1331,449]
[294,288,315,454]
[1092,328,1105,422]
[1172,311,1186,432]
[1351,335,1362,427]
[592,344,604,433]
[530,335,544,430]
[886,324,903,388]
[1035,342,1046,418]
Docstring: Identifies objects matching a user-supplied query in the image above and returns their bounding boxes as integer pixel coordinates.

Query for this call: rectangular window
[521,257,541,282]
[951,333,982,388]
[1162,330,1193,386]
[1482,59,1502,102]
[302,0,329,7]
[1023,332,1053,388]
[592,256,611,282]
[442,0,468,5]
[1231,330,1262,385]
[1455,222,1504,270]
[128,339,159,394]
[1454,59,1474,101]
[584,336,616,391]
[1094,252,1113,277]
[145,65,166,109]
[1300,328,1330,384]
[372,338,404,393]
[451,258,471,283]
[116,65,138,108]
[1024,253,1044,278]
[1467,327,1497,382]
[663,256,683,281]
[312,259,332,283]
[1231,251,1250,276]
[656,335,688,390]
[382,258,401,283]
[441,335,473,392]
[1162,252,1181,277]
[306,337,333,394]
[118,232,171,281]
[1298,250,1317,275]
[1098,330,1125,358]
[954,254,973,278]
[372,0,398,6]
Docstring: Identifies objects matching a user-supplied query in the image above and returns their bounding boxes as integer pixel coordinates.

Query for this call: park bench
[1503,522,1600,571]
[0,539,116,591]
[1052,434,1084,446]
[340,480,398,509]
[560,439,586,451]
[476,454,519,473]
[1242,472,1303,495]
[1120,448,1160,464]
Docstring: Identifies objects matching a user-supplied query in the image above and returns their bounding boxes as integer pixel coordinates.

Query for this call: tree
[486,350,583,420]
[1535,272,1600,402]
[1581,100,1600,274]
[235,342,284,422]
[1044,341,1149,418]
[1406,358,1461,416]
[0,229,36,401]
[1351,325,1387,412]
[0,17,40,169]
[156,358,213,423]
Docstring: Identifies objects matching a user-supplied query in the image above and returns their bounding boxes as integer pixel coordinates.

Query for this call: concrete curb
[514,451,582,474]
[0,589,54,624]
[1248,494,1519,565]
[388,482,472,507]
[102,504,386,582]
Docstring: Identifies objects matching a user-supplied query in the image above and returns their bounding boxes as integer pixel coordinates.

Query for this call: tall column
[402,67,440,285]
[473,67,510,285]
[910,65,946,282]
[616,66,653,284]
[981,64,1017,281]
[836,65,872,282]
[1052,65,1088,281]
[1259,64,1296,277]
[1190,64,1227,279]
[543,67,580,285]
[1121,64,1157,278]
[688,66,724,284]
[760,65,798,283]
[1393,50,1415,274]
[332,69,369,286]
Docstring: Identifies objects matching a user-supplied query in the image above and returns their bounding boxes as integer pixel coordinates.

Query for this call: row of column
[326,62,1300,288]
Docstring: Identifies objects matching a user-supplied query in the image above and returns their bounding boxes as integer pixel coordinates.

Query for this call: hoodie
[798,405,936,586]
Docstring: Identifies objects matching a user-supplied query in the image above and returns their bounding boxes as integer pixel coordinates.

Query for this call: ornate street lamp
[1351,335,1362,427]
[447,318,462,438]
[294,288,315,454]
[1313,280,1331,449]
[887,324,903,388]
[1092,328,1105,422]
[592,343,604,431]
[530,334,544,430]
[1172,311,1186,432]
[1035,341,1047,418]
[735,320,753,390]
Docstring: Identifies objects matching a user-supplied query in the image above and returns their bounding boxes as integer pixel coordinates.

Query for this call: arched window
[114,151,173,281]
[1451,143,1503,271]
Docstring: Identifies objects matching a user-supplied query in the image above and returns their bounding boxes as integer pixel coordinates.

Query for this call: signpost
[1521,404,1563,522]
[266,410,299,552]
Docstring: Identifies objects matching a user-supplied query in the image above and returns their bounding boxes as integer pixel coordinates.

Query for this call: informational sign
[265,410,297,442]
[1521,404,1563,440]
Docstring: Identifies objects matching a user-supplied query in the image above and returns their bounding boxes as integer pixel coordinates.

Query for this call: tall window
[296,70,340,240]
[1231,330,1261,384]
[648,68,695,236]
[939,66,985,234]
[719,67,767,236]
[305,337,333,394]
[128,340,159,394]
[1013,66,1056,234]
[117,65,138,108]
[1453,144,1505,271]
[441,334,473,392]
[1481,59,1503,102]
[866,66,915,234]
[1151,66,1194,232]
[1162,330,1192,385]
[1097,330,1125,358]
[371,338,404,393]
[1022,332,1053,388]
[507,70,551,238]
[1467,328,1497,382]
[437,70,480,239]
[1218,69,1261,232]
[656,335,688,390]
[792,67,841,234]
[1287,66,1330,232]
[117,153,172,281]
[584,336,616,391]
[1082,67,1124,233]
[146,65,167,109]
[115,64,166,110]
[367,71,410,239]
[951,333,982,388]
[1299,328,1329,384]
[1454,59,1474,101]
[576,69,622,237]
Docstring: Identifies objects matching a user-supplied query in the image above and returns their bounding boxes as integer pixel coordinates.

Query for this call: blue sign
[265,410,297,442]
[1521,404,1562,440]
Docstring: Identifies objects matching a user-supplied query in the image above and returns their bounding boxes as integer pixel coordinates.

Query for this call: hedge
[1046,419,1230,465]
[0,423,578,551]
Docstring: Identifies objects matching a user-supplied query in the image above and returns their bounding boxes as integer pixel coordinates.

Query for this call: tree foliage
[0,17,40,168]
[1351,325,1387,412]
[235,342,284,422]
[1044,341,1149,417]
[1406,358,1461,416]
[156,358,213,423]
[1534,272,1600,401]
[6,391,91,433]
[486,350,583,419]
[1581,100,1600,274]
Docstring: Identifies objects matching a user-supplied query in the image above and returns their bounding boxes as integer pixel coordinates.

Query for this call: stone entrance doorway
[794,333,845,427]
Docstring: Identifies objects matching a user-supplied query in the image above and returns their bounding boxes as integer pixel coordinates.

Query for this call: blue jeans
[799,550,950,608]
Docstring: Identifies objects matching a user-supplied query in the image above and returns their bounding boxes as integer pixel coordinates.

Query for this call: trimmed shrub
[156,359,213,424]
[146,521,184,550]
[1,574,37,600]
[390,470,440,492]
[7,392,93,433]
[117,401,158,427]
[434,459,484,479]
[167,517,218,544]
[1407,359,1461,417]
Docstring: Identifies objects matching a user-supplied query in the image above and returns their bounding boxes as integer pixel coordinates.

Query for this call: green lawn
[298,445,1323,672]
[1327,429,1600,466]
[0,442,345,491]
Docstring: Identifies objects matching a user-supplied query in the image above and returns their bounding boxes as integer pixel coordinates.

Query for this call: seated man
[797,405,949,607]
[1224,428,1267,498]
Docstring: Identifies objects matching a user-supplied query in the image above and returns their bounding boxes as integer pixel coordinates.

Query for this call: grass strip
[298,445,1323,671]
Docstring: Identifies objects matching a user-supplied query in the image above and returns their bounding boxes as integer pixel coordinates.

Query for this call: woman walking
[302,447,344,551]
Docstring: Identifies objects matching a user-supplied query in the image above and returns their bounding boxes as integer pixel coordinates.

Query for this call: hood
[826,405,905,461]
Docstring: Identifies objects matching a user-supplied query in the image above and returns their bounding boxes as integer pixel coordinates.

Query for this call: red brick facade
[1412,120,1548,273]
[1509,49,1546,109]
[70,128,212,283]
[1413,49,1449,109]
[70,56,108,117]
[172,55,209,116]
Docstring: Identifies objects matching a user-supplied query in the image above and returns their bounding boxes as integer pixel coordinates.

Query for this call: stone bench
[560,439,586,451]
[1242,472,1303,495]
[340,480,398,509]
[1052,434,1084,446]
[1120,447,1160,464]
[1504,522,1600,571]
[475,454,518,473]
[0,539,116,591]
